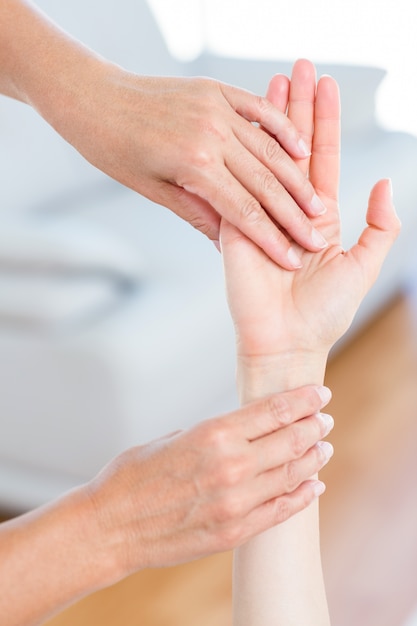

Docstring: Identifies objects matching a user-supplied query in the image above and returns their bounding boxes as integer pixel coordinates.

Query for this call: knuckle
[283,460,299,492]
[255,168,280,198]
[215,493,244,524]
[289,424,307,457]
[221,456,250,488]
[239,196,264,225]
[261,135,285,164]
[255,94,274,119]
[273,497,291,524]
[187,213,213,237]
[265,394,293,428]
[216,523,244,551]
[202,420,229,451]
[187,144,216,170]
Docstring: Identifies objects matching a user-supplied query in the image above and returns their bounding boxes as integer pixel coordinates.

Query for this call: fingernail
[212,240,221,253]
[312,228,328,249]
[317,412,334,435]
[317,440,334,461]
[313,481,326,497]
[298,138,311,157]
[311,193,327,216]
[387,177,393,198]
[316,385,332,405]
[287,246,302,268]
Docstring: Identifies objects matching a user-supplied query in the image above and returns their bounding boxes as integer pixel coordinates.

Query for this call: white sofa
[1,0,416,511]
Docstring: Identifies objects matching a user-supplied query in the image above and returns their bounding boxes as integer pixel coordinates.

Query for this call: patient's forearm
[234,352,331,626]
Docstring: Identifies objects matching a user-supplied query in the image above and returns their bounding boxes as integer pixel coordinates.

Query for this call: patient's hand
[221,61,400,383]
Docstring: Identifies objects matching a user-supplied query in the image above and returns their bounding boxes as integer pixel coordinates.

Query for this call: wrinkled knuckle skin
[289,425,307,458]
[256,169,279,198]
[266,395,293,429]
[256,95,272,117]
[274,498,291,524]
[262,136,284,164]
[283,460,299,493]
[187,213,213,237]
[239,197,263,225]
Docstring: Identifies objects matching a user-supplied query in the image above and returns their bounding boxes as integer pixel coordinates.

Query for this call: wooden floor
[320,288,417,626]
[5,288,417,626]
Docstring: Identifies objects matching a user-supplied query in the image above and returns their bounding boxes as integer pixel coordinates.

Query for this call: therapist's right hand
[85,384,334,578]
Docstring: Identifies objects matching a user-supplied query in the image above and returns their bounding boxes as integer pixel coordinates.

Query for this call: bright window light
[147,0,417,137]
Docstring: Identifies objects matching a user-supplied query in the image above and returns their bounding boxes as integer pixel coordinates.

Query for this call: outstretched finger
[236,479,326,544]
[287,59,317,177]
[309,74,341,208]
[223,384,332,442]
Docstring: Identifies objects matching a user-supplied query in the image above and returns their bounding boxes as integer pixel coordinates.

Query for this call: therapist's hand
[85,384,333,575]
[2,1,329,268]
[50,69,329,269]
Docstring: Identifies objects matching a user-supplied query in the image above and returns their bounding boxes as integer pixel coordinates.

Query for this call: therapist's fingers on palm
[288,59,317,178]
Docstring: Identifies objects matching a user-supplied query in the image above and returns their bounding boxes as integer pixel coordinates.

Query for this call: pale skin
[0,4,399,624]
[0,386,333,626]
[0,0,330,269]
[0,3,338,624]
[220,60,401,625]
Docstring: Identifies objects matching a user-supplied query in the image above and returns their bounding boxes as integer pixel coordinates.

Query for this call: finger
[152,182,221,241]
[254,412,334,473]
[220,440,332,533]
[224,145,328,255]
[189,165,303,269]
[236,479,326,543]
[287,59,317,177]
[309,74,341,206]
[253,440,333,508]
[221,82,310,159]
[351,178,401,288]
[225,385,332,442]
[265,74,290,114]
[257,479,326,530]
[232,122,327,219]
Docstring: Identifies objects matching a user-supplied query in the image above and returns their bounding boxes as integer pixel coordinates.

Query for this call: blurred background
[1,1,417,625]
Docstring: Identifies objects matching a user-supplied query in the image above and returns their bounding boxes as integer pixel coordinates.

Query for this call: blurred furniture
[1,0,416,510]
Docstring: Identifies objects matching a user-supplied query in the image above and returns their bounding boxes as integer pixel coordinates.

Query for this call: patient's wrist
[237,350,328,405]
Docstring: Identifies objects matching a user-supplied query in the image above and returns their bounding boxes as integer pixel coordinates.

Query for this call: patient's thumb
[360,178,401,253]
[353,178,401,290]
[369,178,400,227]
